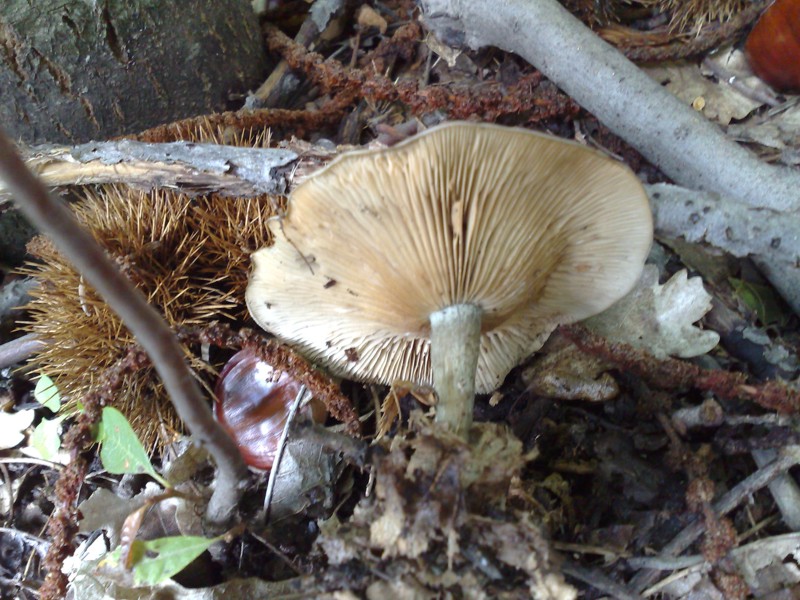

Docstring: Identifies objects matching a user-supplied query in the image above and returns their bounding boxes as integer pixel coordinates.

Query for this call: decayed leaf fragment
[584,264,720,359]
[522,338,619,402]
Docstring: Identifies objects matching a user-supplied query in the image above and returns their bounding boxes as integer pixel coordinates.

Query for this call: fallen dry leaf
[584,265,720,359]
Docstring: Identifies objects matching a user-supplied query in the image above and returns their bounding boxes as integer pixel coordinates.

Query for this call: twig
[0,129,247,525]
[649,183,800,317]
[0,333,45,369]
[0,457,64,469]
[7,141,298,200]
[751,447,800,531]
[700,55,780,108]
[629,445,800,592]
[250,0,347,107]
[626,555,704,570]
[642,563,708,598]
[263,385,307,523]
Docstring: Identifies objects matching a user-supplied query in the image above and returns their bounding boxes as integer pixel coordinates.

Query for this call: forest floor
[1,1,800,599]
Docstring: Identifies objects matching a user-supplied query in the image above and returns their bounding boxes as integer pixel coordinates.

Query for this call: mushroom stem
[430,303,482,437]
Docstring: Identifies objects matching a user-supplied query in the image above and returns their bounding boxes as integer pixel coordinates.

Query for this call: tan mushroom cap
[246,122,652,393]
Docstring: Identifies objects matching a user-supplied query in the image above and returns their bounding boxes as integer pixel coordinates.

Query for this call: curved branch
[0,129,247,526]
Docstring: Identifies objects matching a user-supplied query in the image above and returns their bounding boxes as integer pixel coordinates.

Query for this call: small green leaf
[34,375,61,412]
[97,407,169,488]
[28,416,64,461]
[131,535,218,585]
[729,277,790,327]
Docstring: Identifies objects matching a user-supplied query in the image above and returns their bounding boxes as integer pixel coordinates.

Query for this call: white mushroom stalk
[246,122,653,438]
[430,303,482,435]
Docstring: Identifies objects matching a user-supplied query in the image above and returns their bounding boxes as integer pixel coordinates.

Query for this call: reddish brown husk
[746,0,800,92]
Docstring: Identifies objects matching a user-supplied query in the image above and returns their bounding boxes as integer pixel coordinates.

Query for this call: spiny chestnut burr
[745,0,800,93]
[214,347,324,470]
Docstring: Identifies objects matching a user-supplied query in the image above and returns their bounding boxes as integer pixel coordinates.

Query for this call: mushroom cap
[246,122,652,393]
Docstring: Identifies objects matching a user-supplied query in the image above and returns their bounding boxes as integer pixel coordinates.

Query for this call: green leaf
[729,277,790,327]
[97,407,169,488]
[131,535,218,585]
[28,416,64,462]
[33,375,61,412]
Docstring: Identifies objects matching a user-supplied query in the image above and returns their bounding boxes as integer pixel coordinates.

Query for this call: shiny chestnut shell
[214,348,304,470]
[745,0,800,93]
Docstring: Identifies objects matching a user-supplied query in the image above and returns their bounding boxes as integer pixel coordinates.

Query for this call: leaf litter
[2,1,800,599]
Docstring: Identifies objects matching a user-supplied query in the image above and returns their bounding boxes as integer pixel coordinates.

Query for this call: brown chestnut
[745,0,800,93]
[214,348,318,470]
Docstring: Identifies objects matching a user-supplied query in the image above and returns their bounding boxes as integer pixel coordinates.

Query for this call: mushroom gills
[429,303,482,436]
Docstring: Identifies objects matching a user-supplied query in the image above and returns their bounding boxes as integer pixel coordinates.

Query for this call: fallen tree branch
[648,183,798,268]
[419,0,800,212]
[647,181,800,310]
[0,130,247,532]
[10,140,299,199]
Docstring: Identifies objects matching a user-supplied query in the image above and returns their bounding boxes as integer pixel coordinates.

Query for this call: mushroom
[246,122,652,436]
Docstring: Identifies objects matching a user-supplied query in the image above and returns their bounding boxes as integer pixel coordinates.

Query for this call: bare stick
[751,448,800,531]
[0,128,247,526]
[263,385,307,523]
[561,559,644,600]
[0,333,45,369]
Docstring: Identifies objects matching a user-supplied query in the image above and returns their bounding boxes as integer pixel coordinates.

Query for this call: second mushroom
[246,122,652,437]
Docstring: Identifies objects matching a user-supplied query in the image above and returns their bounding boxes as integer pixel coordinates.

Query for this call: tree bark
[0,0,267,144]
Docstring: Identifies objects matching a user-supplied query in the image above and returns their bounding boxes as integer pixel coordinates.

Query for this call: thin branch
[262,385,307,523]
[562,558,644,600]
[0,128,248,526]
[0,333,45,369]
[751,448,800,531]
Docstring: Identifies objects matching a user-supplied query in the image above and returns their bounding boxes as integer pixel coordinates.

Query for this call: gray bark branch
[419,0,800,212]
[10,141,301,199]
[648,183,800,269]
